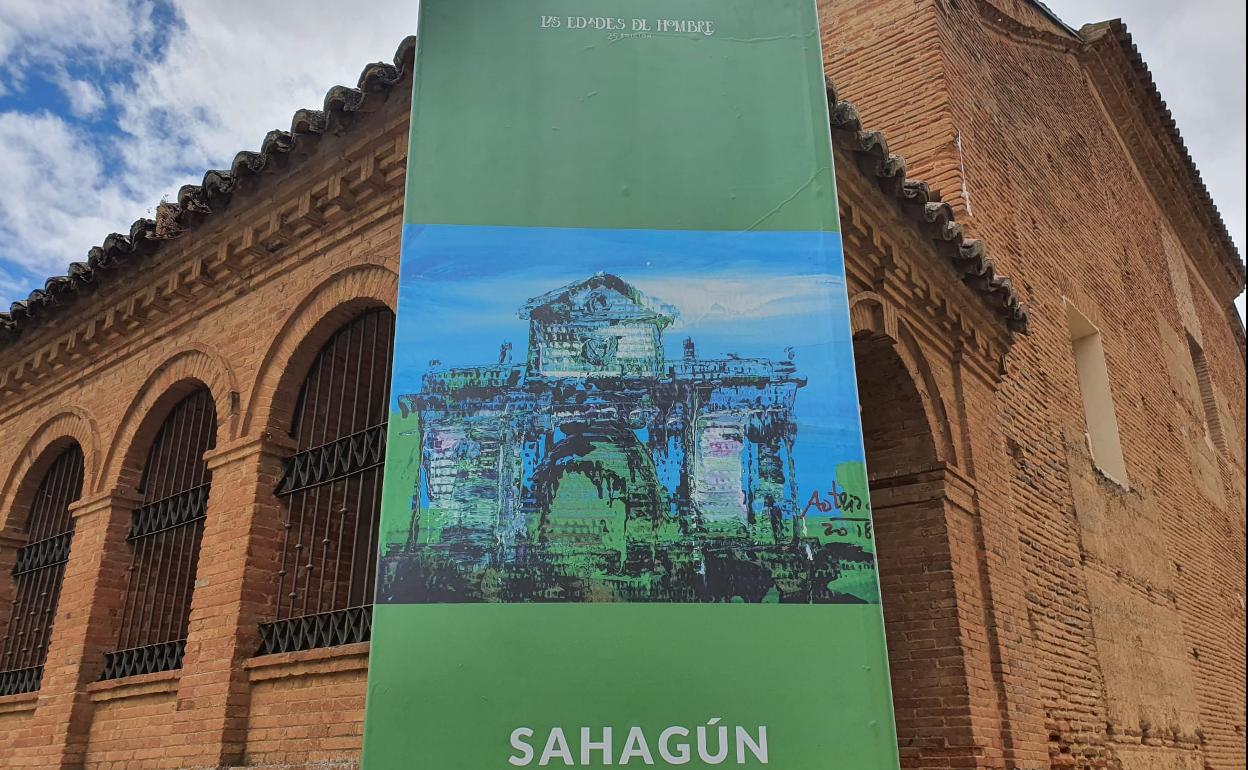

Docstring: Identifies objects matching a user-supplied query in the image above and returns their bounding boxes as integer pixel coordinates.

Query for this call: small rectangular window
[1186,333,1225,452]
[1065,301,1129,486]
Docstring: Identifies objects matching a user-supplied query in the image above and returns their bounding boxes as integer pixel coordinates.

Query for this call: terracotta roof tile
[1081,20,1245,295]
[0,35,1030,342]
[827,86,1029,332]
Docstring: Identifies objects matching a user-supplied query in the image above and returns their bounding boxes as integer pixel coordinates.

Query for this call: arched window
[101,387,216,680]
[258,308,394,655]
[0,444,83,696]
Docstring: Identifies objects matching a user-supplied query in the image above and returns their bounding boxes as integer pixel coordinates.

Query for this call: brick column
[167,432,294,767]
[10,489,141,769]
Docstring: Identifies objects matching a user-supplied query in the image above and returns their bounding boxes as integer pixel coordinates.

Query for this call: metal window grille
[101,388,216,680]
[258,308,394,655]
[0,445,83,696]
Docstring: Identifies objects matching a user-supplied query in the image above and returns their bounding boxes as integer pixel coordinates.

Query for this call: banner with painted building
[362,1,900,767]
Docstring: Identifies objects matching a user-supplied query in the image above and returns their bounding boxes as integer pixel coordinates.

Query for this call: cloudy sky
[0,0,1243,319]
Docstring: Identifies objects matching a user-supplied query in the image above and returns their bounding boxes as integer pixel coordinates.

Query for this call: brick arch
[849,291,897,341]
[98,347,239,494]
[242,262,397,437]
[894,322,957,465]
[854,329,941,476]
[849,293,954,467]
[854,318,979,770]
[0,409,99,530]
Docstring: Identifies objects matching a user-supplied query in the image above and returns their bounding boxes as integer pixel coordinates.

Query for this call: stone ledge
[0,689,38,715]
[85,668,180,702]
[218,758,356,763]
[245,641,370,683]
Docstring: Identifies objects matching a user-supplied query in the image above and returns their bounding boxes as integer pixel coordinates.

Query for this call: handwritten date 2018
[819,520,873,539]
[802,481,871,538]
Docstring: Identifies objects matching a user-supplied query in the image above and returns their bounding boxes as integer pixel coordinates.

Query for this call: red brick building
[0,1,1243,768]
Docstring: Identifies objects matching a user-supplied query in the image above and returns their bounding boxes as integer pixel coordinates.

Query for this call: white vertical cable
[955,131,973,217]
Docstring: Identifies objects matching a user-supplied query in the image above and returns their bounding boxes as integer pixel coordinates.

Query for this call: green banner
[363,1,900,767]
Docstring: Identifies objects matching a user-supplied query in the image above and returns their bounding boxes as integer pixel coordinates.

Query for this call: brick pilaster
[166,432,294,767]
[956,367,1053,770]
[7,489,141,769]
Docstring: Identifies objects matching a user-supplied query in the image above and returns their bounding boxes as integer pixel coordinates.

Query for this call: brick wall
[855,334,978,768]
[0,75,408,768]
[824,2,1247,769]
[243,644,368,767]
[0,3,1243,768]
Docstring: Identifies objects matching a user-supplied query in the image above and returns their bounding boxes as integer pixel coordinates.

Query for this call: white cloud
[58,76,107,118]
[0,0,159,76]
[0,267,26,303]
[109,1,418,197]
[632,275,845,330]
[0,112,140,277]
[0,0,418,304]
[0,0,1242,329]
[0,0,167,296]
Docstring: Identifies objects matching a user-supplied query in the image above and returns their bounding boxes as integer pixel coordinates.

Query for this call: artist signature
[802,481,869,518]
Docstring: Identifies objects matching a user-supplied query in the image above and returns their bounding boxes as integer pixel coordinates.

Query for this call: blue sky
[0,1,424,303]
[394,225,867,496]
[0,1,1243,320]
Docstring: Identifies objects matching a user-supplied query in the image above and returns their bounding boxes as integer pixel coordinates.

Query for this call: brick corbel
[203,431,298,470]
[839,170,1015,381]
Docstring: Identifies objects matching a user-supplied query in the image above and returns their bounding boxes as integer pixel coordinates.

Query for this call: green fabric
[364,1,899,767]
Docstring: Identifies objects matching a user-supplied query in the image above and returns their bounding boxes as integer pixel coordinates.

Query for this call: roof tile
[0,35,1029,341]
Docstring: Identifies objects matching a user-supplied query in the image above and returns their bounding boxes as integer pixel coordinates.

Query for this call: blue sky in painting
[393,224,866,499]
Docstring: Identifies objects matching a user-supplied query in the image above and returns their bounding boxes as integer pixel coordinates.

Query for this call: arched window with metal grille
[100,387,217,680]
[0,444,84,696]
[258,307,394,655]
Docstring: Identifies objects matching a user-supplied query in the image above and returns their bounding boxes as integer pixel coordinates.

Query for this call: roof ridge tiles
[0,34,1029,342]
[826,83,1029,332]
[1080,19,1245,292]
